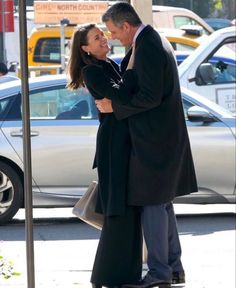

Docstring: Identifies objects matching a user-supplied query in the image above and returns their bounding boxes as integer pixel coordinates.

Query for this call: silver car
[0,75,235,224]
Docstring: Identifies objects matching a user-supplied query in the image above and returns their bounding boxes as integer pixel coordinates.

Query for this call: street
[0,204,235,288]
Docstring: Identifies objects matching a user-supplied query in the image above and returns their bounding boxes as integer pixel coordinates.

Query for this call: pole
[60,18,69,73]
[190,0,193,11]
[0,32,3,62]
[131,0,153,25]
[18,1,35,287]
[1,0,6,63]
[0,0,6,63]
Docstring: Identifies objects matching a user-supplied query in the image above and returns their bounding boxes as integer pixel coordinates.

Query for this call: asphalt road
[0,205,235,288]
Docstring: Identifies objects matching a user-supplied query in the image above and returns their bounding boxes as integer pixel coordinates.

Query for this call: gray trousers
[142,202,184,281]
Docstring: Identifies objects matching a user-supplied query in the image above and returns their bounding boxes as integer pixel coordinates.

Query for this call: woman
[67,24,142,288]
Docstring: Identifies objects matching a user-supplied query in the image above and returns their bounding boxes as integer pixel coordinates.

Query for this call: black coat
[110,25,198,205]
[82,60,131,216]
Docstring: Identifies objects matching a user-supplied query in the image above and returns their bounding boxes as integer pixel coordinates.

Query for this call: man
[0,62,19,84]
[96,2,198,288]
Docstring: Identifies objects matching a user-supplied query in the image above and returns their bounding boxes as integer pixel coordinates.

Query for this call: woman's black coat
[82,60,132,216]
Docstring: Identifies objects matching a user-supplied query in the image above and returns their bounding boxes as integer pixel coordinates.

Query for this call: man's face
[105,20,133,47]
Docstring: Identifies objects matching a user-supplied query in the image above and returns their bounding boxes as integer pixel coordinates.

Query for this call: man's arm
[96,42,166,120]
[82,64,135,101]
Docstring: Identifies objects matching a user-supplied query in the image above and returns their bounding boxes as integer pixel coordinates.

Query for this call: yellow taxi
[157,27,206,51]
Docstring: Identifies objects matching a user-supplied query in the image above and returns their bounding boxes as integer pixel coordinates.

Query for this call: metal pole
[190,0,193,11]
[60,23,65,73]
[60,18,69,73]
[131,0,153,25]
[0,0,5,62]
[2,0,6,63]
[18,1,35,288]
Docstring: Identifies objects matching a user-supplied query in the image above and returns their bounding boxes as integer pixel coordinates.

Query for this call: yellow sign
[34,1,108,24]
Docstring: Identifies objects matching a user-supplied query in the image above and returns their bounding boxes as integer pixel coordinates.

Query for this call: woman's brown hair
[67,24,97,90]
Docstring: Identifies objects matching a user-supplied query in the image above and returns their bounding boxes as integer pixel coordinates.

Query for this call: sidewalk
[0,205,235,288]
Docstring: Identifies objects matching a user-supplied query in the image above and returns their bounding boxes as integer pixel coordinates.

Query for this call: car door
[183,97,235,201]
[1,83,98,197]
[187,37,236,114]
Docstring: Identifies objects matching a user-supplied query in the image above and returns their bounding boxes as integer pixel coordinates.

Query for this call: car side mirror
[195,63,216,85]
[187,106,215,122]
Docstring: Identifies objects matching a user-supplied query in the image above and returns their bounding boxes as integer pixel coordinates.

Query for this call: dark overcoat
[110,25,198,205]
[82,60,131,216]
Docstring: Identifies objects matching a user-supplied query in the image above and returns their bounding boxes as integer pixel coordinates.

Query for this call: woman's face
[82,27,110,60]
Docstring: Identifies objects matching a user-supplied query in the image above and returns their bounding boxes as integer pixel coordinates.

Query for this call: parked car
[152,5,214,35]
[179,26,236,114]
[0,75,235,224]
[157,28,205,51]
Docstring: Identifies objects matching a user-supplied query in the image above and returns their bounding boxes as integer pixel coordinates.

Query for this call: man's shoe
[122,283,170,288]
[92,284,102,288]
[172,271,185,284]
[122,274,171,288]
[142,273,171,288]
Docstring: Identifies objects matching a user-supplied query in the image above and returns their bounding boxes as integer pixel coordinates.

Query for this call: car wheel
[0,162,23,225]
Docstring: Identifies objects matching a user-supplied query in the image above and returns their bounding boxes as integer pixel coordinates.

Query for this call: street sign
[34,1,108,24]
[0,0,14,32]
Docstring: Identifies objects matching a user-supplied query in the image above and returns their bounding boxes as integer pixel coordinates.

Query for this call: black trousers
[91,206,143,286]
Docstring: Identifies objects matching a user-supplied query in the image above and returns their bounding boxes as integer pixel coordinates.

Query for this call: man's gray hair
[102,2,142,27]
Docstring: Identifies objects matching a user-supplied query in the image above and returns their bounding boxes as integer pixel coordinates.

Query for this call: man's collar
[133,23,146,44]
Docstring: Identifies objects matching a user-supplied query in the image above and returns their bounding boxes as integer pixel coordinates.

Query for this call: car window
[0,94,22,121]
[174,16,209,35]
[0,99,9,114]
[29,86,98,120]
[209,42,236,84]
[198,38,236,85]
[1,86,98,121]
[0,98,12,120]
[33,38,70,64]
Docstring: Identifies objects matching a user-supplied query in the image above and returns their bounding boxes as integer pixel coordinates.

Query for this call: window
[174,16,209,35]
[209,42,236,84]
[33,38,70,64]
[29,86,98,120]
[0,86,98,121]
[197,38,236,86]
[0,98,11,120]
[0,95,21,121]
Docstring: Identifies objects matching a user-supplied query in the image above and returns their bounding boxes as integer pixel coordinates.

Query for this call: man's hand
[95,98,113,113]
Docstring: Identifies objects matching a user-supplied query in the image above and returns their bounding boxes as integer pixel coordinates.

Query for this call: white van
[152,5,214,35]
[178,27,236,114]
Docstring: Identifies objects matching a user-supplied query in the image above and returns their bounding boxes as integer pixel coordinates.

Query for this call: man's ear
[81,45,89,53]
[123,21,131,32]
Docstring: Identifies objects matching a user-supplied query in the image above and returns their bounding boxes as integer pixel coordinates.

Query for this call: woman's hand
[95,98,113,113]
